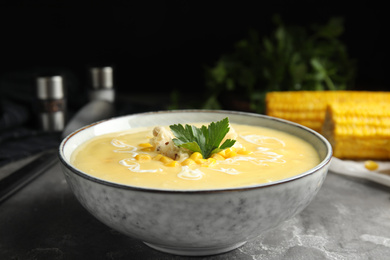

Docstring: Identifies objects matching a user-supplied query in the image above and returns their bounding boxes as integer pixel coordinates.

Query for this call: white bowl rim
[58,109,333,194]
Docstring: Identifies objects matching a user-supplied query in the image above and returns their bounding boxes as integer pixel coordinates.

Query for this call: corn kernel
[227,151,238,158]
[364,160,379,171]
[181,159,196,166]
[153,154,163,161]
[211,153,225,160]
[135,154,151,162]
[190,152,203,160]
[165,160,180,167]
[159,156,173,164]
[237,147,253,155]
[224,148,237,158]
[139,142,153,148]
[195,158,207,165]
[226,147,236,152]
[139,143,154,152]
[217,150,227,158]
[201,158,216,167]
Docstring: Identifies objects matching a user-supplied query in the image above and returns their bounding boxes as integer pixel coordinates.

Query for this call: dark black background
[0,1,389,111]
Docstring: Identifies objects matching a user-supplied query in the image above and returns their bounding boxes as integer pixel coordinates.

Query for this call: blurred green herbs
[201,15,356,113]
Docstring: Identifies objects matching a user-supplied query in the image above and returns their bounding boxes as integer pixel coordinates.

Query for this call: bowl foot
[144,241,247,256]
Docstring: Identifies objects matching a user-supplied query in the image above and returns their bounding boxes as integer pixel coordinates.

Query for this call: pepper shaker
[36,75,66,132]
[88,66,115,102]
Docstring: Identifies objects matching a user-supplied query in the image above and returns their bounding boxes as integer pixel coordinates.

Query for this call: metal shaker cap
[90,67,113,90]
[36,76,65,100]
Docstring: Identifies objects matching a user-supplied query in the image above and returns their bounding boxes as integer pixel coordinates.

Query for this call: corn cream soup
[71,123,320,190]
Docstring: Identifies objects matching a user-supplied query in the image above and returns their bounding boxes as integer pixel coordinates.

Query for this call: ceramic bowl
[58,110,332,256]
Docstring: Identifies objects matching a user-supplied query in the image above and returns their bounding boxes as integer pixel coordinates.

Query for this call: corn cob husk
[266,91,390,134]
[322,102,390,160]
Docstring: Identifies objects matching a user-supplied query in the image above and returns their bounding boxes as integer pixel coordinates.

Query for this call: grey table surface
[1,155,390,260]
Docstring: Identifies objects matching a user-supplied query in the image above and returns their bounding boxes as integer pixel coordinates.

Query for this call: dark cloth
[0,100,30,132]
[0,100,60,167]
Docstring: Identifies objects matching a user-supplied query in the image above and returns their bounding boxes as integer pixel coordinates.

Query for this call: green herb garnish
[169,117,236,159]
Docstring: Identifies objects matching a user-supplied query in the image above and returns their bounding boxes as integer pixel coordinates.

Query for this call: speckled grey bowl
[58,110,332,256]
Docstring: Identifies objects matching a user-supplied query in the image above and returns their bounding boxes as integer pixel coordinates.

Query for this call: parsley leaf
[169,117,236,158]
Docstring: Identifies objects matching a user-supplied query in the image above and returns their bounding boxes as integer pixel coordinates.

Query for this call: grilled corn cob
[322,102,390,160]
[266,91,390,133]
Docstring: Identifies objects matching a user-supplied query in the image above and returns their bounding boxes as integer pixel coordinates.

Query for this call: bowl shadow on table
[1,190,172,260]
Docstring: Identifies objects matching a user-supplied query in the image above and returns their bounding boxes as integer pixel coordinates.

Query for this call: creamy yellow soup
[71,123,320,190]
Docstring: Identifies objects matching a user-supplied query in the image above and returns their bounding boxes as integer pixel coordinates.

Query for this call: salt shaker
[36,75,66,132]
[88,66,115,102]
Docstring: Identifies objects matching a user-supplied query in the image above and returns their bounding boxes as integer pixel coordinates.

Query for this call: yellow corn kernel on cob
[322,102,390,160]
[266,91,390,133]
